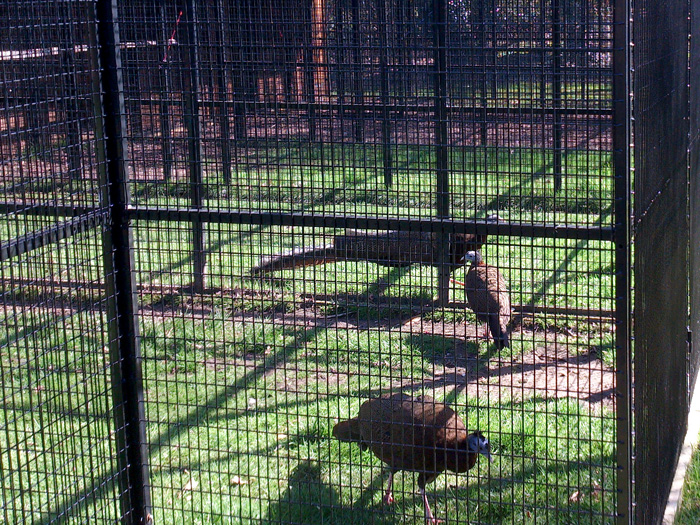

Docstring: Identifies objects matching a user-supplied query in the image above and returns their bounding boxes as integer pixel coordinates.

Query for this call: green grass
[0,278,618,523]
[0,304,617,523]
[0,136,618,522]
[128,145,613,223]
[677,442,700,523]
[129,220,615,323]
[145,393,615,524]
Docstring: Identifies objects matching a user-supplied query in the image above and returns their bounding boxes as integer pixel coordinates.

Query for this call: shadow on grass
[86,393,613,523]
[260,428,616,524]
[404,333,485,367]
[263,461,401,525]
[520,209,613,312]
[398,341,606,397]
[37,321,324,525]
[34,227,615,524]
[139,222,267,289]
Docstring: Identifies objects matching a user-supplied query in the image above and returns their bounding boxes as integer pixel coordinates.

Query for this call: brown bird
[461,250,511,350]
[250,215,501,275]
[333,393,492,523]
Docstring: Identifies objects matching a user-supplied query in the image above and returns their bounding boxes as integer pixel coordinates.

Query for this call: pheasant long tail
[249,245,335,275]
[332,419,363,444]
[488,313,510,350]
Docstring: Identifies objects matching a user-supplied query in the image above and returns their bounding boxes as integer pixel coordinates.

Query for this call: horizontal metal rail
[0,203,99,217]
[119,98,614,118]
[128,206,615,241]
[0,204,614,242]
[0,210,107,262]
[0,277,616,321]
[0,41,614,62]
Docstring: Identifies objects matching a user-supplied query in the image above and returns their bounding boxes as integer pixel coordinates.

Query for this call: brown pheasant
[333,393,492,523]
[250,215,501,275]
[461,250,511,349]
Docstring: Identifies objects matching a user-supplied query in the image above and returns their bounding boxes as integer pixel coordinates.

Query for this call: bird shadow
[404,332,499,371]
[263,460,404,524]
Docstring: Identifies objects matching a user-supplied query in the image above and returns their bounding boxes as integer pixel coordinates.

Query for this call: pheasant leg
[383,471,394,505]
[419,487,442,524]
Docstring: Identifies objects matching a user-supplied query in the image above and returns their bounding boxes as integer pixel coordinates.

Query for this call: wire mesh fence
[0,1,127,522]
[0,0,694,523]
[692,0,700,394]
[121,2,620,520]
[633,0,693,522]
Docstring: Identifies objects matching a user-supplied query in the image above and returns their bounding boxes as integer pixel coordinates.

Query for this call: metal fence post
[181,0,207,294]
[158,2,176,183]
[335,0,347,112]
[475,0,489,150]
[59,1,83,186]
[230,3,248,144]
[552,0,563,192]
[351,0,364,142]
[433,0,450,306]
[215,0,232,185]
[377,0,393,187]
[689,0,700,388]
[94,1,152,523]
[612,0,632,521]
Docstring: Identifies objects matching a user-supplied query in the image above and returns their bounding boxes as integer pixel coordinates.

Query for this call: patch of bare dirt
[3,284,615,412]
[394,317,615,411]
[192,303,616,411]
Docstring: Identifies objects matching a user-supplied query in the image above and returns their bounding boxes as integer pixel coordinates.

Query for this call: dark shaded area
[689,0,700,395]
[633,0,691,521]
[263,461,398,524]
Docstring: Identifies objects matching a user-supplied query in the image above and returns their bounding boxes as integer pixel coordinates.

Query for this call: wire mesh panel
[689,0,700,391]
[8,0,700,521]
[115,0,621,522]
[633,0,690,522]
[0,1,128,522]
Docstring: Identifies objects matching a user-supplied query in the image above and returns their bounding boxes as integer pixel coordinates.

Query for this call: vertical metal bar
[689,0,700,388]
[377,0,393,186]
[432,0,450,306]
[304,40,318,142]
[94,1,152,523]
[215,0,232,185]
[478,0,488,148]
[232,96,248,143]
[612,0,632,520]
[490,0,497,106]
[351,0,364,142]
[540,0,547,107]
[181,0,206,293]
[552,0,563,192]
[231,3,248,144]
[488,0,498,175]
[335,0,346,111]
[59,2,83,185]
[396,0,407,114]
[88,19,106,209]
[158,1,175,182]
[687,0,694,395]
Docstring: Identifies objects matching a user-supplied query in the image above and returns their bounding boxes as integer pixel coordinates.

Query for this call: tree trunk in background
[311,0,329,103]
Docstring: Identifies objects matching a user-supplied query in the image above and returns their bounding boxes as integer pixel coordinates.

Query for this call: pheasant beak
[481,441,494,463]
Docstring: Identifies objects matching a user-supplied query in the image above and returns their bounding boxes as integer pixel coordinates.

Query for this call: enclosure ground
[137,286,615,411]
